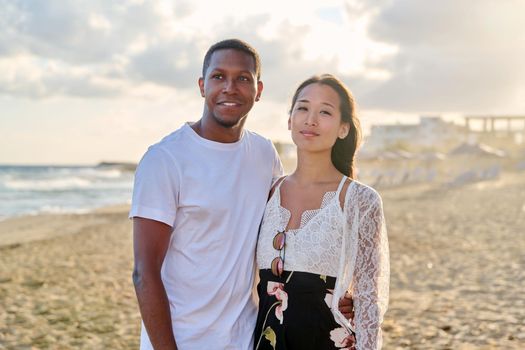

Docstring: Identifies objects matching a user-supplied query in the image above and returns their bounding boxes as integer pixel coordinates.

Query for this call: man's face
[199,49,263,128]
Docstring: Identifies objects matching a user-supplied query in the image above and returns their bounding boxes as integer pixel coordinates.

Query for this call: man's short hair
[202,39,261,80]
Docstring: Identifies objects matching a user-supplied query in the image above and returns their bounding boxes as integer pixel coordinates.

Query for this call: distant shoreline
[0,201,131,220]
[0,162,137,169]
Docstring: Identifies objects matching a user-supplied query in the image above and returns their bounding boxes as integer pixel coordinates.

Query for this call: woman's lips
[300,130,320,137]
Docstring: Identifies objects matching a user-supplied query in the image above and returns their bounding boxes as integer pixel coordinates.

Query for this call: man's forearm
[134,272,178,350]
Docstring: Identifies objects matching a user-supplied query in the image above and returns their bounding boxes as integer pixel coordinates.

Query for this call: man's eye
[239,76,250,81]
[212,74,223,79]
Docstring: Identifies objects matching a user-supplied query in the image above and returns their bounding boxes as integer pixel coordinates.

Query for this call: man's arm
[339,293,356,349]
[338,292,354,320]
[132,217,177,350]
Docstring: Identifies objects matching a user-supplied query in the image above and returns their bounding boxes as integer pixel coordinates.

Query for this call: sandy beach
[0,173,524,349]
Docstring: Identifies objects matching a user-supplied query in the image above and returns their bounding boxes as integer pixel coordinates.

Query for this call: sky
[1,0,524,164]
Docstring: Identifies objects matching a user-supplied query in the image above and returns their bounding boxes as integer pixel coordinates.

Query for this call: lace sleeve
[351,189,389,349]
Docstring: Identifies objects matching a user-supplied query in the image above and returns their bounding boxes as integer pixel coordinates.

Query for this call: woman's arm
[351,192,389,349]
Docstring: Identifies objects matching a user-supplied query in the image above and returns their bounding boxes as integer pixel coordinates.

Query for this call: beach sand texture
[0,174,524,349]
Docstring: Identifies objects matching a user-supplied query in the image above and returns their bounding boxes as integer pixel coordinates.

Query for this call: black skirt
[254,269,352,350]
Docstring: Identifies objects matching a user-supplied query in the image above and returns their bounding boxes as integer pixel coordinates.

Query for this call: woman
[254,74,389,349]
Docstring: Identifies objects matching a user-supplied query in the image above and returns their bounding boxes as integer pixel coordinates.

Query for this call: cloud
[3,0,522,117]
[0,0,175,98]
[0,54,126,98]
[0,0,165,63]
[0,1,347,102]
[360,0,525,114]
[203,15,338,100]
[126,38,202,89]
[0,75,122,99]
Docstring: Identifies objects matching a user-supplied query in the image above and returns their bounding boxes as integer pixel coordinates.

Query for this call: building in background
[363,116,467,152]
[463,115,525,148]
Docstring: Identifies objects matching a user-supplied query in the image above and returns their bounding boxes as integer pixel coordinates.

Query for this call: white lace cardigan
[256,178,389,349]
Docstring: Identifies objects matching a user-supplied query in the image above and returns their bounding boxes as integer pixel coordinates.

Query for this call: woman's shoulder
[347,179,382,203]
[342,180,383,218]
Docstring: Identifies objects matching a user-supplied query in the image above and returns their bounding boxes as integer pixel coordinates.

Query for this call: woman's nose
[304,112,318,126]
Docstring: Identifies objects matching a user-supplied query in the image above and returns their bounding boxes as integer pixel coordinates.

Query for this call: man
[130,39,353,349]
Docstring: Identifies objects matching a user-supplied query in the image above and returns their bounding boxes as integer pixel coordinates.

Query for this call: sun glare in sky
[0,0,523,164]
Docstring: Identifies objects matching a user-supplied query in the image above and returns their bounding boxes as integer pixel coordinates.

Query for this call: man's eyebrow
[209,68,254,75]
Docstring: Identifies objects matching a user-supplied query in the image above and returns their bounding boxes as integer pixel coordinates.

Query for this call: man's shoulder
[243,129,274,149]
[145,125,189,155]
[138,125,189,166]
[156,125,188,147]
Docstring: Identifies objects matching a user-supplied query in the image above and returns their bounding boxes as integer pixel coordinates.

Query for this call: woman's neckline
[276,175,350,231]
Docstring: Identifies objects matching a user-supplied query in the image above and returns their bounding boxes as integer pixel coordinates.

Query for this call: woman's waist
[258,269,336,291]
[257,254,340,277]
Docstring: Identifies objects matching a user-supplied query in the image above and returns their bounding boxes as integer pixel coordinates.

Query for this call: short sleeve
[129,146,179,227]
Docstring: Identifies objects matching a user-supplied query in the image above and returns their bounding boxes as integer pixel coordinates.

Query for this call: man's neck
[191,117,246,143]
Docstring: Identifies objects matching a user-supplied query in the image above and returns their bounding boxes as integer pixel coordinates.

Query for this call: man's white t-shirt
[130,123,283,349]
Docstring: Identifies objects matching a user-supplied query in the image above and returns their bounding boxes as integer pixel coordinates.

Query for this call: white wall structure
[364,116,467,151]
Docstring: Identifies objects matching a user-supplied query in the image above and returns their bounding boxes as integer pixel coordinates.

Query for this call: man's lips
[217,101,242,107]
[300,130,320,137]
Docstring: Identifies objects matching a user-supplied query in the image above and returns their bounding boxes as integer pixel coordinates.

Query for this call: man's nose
[222,78,237,93]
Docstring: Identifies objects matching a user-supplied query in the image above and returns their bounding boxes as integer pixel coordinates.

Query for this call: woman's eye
[297,106,307,111]
[321,110,332,116]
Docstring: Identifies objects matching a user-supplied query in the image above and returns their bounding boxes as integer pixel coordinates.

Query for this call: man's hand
[338,291,354,320]
[338,292,356,349]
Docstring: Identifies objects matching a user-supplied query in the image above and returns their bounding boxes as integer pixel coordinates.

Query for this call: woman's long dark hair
[289,74,362,178]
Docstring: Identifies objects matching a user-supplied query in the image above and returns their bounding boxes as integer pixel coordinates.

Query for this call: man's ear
[198,77,205,97]
[255,80,263,102]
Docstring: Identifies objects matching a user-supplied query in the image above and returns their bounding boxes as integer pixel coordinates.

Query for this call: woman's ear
[288,116,291,130]
[338,123,350,139]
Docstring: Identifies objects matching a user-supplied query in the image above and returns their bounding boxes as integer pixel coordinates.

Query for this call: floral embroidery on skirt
[254,270,353,350]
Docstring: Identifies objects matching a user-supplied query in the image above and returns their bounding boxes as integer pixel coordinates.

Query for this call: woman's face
[289,83,349,152]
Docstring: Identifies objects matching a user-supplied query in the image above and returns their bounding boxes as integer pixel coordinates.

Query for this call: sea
[0,165,135,221]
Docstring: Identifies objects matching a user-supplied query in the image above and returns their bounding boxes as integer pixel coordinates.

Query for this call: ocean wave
[39,205,92,215]
[0,167,133,191]
[4,177,93,191]
[0,166,133,218]
[78,168,123,179]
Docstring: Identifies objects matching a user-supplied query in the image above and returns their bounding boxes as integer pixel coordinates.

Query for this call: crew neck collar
[183,122,246,150]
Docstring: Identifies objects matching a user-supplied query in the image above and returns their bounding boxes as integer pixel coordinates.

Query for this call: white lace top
[256,176,389,350]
